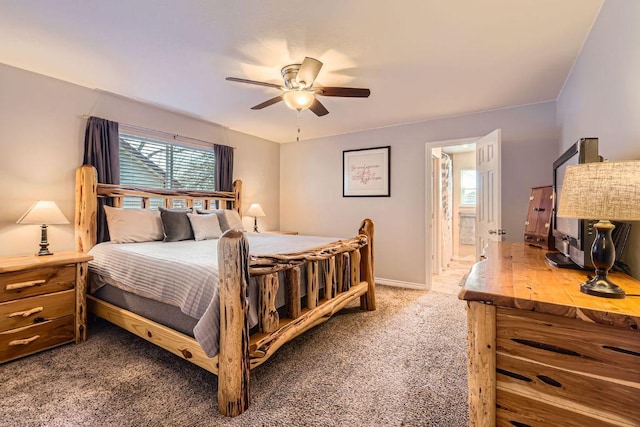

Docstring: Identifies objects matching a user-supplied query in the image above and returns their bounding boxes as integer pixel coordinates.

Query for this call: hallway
[430,245,476,295]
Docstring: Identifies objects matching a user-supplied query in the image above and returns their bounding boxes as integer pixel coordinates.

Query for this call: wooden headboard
[74,165,242,252]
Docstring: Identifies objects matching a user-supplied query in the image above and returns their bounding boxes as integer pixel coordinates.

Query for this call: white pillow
[223,209,246,232]
[104,206,163,243]
[187,212,223,241]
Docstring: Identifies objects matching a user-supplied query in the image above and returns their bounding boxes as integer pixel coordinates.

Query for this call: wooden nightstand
[262,230,298,235]
[0,251,92,363]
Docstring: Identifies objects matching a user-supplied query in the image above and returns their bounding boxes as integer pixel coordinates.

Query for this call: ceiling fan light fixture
[283,90,315,111]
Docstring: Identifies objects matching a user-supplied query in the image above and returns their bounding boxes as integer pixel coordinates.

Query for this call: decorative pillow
[104,206,163,243]
[158,207,194,242]
[196,209,245,232]
[196,209,227,230]
[187,212,223,241]
[223,209,246,232]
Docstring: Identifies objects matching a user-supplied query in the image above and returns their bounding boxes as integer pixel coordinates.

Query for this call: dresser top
[459,242,640,328]
[0,251,93,273]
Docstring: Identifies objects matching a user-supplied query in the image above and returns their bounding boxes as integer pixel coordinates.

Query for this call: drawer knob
[8,306,44,318]
[8,335,40,346]
[5,280,46,291]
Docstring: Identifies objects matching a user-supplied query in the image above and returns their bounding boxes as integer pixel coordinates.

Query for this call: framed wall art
[343,146,390,197]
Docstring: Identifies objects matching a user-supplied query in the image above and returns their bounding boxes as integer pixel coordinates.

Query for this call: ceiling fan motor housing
[281,64,302,88]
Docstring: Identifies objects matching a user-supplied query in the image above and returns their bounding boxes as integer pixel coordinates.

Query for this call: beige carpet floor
[1,286,469,426]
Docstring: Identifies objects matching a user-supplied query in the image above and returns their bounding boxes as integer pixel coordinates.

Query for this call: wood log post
[359,218,376,311]
[232,180,242,215]
[217,230,250,417]
[113,197,123,208]
[258,273,279,333]
[335,254,344,294]
[306,261,319,309]
[323,258,336,301]
[75,165,98,253]
[75,261,89,343]
[340,252,351,293]
[349,250,360,291]
[467,301,496,427]
[285,266,302,319]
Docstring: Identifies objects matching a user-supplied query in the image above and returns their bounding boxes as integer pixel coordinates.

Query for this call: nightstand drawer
[0,315,74,363]
[0,265,75,302]
[0,290,75,331]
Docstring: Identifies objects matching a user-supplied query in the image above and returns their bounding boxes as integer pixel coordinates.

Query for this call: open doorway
[425,129,502,293]
[425,138,478,294]
[432,143,477,294]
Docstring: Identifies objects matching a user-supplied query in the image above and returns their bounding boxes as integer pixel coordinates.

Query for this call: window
[460,169,476,205]
[119,131,215,209]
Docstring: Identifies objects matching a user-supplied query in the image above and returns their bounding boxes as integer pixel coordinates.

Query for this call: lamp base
[580,273,625,299]
[37,224,53,256]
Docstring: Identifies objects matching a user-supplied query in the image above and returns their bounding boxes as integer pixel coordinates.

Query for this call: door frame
[425,137,478,290]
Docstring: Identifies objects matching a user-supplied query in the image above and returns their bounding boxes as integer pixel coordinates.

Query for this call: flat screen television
[550,138,601,268]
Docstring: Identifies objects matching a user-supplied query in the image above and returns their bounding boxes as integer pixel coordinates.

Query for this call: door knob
[488,229,507,235]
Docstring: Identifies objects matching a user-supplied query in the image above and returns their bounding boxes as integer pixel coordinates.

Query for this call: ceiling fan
[226,57,370,117]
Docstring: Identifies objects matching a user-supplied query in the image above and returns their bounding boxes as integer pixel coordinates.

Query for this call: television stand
[544,251,584,269]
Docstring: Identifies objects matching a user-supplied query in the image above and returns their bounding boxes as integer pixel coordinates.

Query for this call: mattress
[88,233,342,357]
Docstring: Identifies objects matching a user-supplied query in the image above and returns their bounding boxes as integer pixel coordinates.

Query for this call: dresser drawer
[496,353,639,426]
[0,265,75,302]
[0,290,75,331]
[0,315,74,363]
[496,389,621,427]
[496,307,640,383]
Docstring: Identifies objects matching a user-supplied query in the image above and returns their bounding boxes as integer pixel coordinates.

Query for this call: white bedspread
[88,233,342,357]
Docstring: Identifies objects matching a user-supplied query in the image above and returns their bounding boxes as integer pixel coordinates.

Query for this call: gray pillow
[159,207,194,242]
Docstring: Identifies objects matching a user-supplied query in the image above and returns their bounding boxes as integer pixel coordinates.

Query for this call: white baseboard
[375,277,427,290]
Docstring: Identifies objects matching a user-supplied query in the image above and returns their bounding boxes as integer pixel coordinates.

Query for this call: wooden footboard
[75,165,376,417]
[216,219,375,416]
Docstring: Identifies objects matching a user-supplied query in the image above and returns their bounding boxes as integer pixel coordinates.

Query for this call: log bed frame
[74,165,376,416]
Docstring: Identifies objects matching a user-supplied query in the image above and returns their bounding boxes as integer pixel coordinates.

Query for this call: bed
[74,165,376,416]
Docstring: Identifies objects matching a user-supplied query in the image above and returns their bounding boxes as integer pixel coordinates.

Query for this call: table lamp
[246,203,266,233]
[557,161,640,298]
[17,201,70,256]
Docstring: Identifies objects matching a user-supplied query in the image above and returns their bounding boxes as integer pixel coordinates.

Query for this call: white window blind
[119,132,216,209]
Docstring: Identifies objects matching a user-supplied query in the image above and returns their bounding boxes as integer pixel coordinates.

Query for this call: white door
[476,129,503,259]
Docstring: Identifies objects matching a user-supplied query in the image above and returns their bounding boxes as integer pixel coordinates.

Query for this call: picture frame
[343,146,391,197]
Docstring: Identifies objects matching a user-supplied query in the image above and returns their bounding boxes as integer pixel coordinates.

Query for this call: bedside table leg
[75,262,89,343]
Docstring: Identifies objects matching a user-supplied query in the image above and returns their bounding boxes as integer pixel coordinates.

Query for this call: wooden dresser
[459,242,640,427]
[0,251,92,363]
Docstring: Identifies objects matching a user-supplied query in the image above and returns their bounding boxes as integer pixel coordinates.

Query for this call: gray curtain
[214,143,234,191]
[83,116,119,243]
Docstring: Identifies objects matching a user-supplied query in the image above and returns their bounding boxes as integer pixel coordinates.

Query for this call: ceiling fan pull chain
[296,110,301,142]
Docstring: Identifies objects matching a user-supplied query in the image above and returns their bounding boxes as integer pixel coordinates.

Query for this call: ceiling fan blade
[226,77,282,89]
[309,98,329,117]
[317,87,371,98]
[296,57,323,88]
[251,95,283,110]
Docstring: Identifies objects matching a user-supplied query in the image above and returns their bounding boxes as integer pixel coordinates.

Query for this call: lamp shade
[17,201,70,225]
[283,90,315,111]
[557,161,640,221]
[246,203,266,218]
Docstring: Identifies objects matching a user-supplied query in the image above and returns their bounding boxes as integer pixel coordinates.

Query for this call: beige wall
[0,64,280,256]
[556,0,640,278]
[280,102,559,285]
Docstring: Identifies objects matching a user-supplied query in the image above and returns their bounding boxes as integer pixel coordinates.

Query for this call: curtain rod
[82,115,236,149]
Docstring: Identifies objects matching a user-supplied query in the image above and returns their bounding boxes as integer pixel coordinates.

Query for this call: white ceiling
[0,0,603,143]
